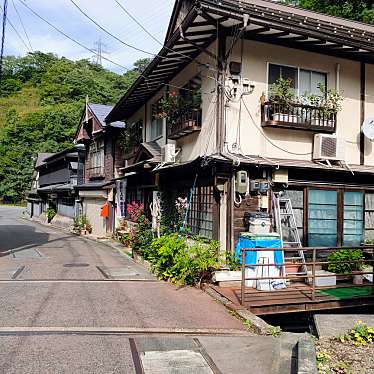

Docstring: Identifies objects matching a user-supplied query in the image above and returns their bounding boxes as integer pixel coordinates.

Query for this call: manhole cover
[63,263,89,268]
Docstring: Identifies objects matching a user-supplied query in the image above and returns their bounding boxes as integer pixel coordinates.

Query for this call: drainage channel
[262,305,374,335]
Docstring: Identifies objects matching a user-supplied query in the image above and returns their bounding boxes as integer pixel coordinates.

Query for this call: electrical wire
[241,98,313,156]
[0,5,30,52]
[11,0,32,51]
[68,0,189,63]
[111,0,208,65]
[6,14,30,51]
[17,0,136,72]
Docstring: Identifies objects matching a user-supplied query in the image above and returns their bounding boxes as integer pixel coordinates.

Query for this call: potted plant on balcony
[269,78,298,123]
[327,248,364,283]
[305,84,343,127]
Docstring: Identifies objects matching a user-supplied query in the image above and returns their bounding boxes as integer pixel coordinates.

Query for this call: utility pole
[92,38,108,66]
[0,0,8,83]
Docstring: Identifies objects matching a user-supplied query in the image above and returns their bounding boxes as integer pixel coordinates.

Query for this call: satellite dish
[362,118,374,140]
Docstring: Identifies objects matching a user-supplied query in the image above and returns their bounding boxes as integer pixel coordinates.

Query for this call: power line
[111,0,197,64]
[0,0,8,81]
[11,0,32,51]
[17,0,132,72]
[112,0,164,48]
[15,0,215,97]
[69,0,185,62]
[7,15,31,52]
[0,5,30,52]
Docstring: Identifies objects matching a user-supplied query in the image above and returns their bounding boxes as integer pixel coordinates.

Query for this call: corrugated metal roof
[88,103,125,128]
[141,141,161,162]
[35,153,54,168]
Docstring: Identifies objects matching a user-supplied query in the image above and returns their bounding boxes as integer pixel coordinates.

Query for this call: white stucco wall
[225,39,369,165]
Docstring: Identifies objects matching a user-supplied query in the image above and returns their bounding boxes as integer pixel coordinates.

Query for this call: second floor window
[89,139,104,176]
[268,63,327,97]
[151,101,163,140]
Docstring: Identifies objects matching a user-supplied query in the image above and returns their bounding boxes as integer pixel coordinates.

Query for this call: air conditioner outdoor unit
[313,134,345,161]
[161,144,176,163]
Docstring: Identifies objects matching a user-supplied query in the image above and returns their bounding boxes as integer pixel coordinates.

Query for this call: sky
[3,0,175,73]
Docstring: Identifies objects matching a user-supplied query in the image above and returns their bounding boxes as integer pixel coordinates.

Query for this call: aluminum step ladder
[273,195,308,280]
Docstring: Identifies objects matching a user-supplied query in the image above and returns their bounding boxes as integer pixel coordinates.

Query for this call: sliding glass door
[343,191,364,246]
[308,189,364,247]
[308,189,338,246]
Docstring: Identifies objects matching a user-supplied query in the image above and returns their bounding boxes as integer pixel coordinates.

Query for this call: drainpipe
[335,63,340,93]
[360,62,366,165]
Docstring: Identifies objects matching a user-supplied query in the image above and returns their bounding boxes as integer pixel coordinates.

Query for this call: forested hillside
[0,52,147,202]
[284,1,374,24]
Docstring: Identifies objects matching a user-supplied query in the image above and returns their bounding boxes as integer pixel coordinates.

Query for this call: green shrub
[327,249,364,274]
[339,321,374,346]
[146,233,220,285]
[46,207,56,222]
[73,215,92,233]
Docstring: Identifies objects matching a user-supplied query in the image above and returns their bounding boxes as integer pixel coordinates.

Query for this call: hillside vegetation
[0,52,146,202]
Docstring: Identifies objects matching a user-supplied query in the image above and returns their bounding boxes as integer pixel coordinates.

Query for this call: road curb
[203,286,272,335]
[297,334,317,374]
[0,326,251,336]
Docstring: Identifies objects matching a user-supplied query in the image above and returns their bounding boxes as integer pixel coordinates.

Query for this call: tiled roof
[88,103,125,128]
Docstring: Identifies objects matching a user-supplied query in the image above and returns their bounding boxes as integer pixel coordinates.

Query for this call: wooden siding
[233,195,260,244]
[104,135,114,180]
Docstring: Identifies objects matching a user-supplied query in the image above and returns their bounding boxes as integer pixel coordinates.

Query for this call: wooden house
[74,103,125,236]
[105,0,374,252]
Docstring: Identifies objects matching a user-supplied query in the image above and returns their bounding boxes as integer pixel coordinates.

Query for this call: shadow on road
[0,225,49,253]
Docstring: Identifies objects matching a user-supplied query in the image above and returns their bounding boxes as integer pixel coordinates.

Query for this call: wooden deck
[210,282,374,315]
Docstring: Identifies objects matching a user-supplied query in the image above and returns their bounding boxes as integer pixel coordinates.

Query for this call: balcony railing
[261,101,337,133]
[88,166,104,178]
[168,108,202,140]
[240,245,374,307]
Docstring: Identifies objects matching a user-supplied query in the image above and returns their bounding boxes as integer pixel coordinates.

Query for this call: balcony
[261,101,337,133]
[168,109,202,140]
[88,166,104,179]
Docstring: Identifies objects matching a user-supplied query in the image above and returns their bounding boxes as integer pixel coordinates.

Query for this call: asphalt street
[0,206,278,374]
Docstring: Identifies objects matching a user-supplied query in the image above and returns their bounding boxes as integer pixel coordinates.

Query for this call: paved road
[0,206,280,374]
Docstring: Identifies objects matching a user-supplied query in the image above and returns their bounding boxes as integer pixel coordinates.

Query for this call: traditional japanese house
[105,0,374,313]
[74,102,125,236]
[27,148,84,227]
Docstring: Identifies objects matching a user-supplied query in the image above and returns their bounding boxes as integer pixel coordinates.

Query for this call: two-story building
[105,0,374,252]
[74,102,125,236]
[27,148,84,227]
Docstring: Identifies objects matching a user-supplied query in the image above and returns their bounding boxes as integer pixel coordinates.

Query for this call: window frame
[89,138,105,176]
[305,187,365,247]
[266,62,328,98]
[151,100,164,141]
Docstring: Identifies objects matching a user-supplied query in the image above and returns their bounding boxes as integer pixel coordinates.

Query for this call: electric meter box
[250,180,260,192]
[235,171,248,194]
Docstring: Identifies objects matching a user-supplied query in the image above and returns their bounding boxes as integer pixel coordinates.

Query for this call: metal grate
[188,186,214,238]
[321,136,337,158]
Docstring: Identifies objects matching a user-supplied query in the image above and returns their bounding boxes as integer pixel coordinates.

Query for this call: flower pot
[310,118,335,127]
[273,113,298,123]
[285,262,301,274]
[353,272,363,285]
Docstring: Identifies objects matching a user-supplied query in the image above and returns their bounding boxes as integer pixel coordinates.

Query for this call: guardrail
[240,246,374,305]
[261,101,337,132]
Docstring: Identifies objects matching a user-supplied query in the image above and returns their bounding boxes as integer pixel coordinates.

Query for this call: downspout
[360,62,366,165]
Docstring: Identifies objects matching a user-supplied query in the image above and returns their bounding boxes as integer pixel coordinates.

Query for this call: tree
[0,51,144,202]
[284,1,374,24]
